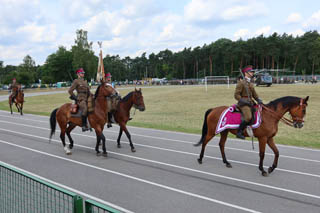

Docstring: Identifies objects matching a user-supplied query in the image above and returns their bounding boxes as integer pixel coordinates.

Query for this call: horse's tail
[194,108,212,147]
[49,108,58,142]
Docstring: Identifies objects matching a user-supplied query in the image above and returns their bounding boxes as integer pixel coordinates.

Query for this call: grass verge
[0,84,319,149]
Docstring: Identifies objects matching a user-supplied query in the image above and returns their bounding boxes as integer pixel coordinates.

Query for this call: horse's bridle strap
[261,105,295,127]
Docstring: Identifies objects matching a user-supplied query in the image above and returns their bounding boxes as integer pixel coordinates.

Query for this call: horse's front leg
[258,137,268,176]
[117,127,123,148]
[120,123,135,152]
[9,102,13,114]
[20,102,23,115]
[100,132,107,157]
[267,137,279,174]
[15,103,20,112]
[95,128,107,157]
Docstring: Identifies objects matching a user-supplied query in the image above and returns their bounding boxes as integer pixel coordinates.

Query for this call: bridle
[133,92,143,110]
[261,98,306,127]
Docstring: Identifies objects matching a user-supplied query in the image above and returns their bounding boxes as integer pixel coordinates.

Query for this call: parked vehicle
[255,72,272,87]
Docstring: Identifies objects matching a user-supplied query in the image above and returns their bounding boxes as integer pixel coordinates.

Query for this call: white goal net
[204,76,230,92]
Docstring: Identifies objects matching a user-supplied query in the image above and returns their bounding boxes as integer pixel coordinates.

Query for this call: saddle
[70,104,82,118]
[215,105,262,134]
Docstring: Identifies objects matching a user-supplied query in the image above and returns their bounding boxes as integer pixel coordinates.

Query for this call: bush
[40,84,47,88]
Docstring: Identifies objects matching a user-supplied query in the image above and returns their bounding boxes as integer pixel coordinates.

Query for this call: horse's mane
[94,84,101,99]
[120,91,133,102]
[266,96,301,110]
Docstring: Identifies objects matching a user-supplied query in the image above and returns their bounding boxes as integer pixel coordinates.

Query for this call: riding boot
[107,112,113,128]
[236,121,247,139]
[81,116,89,132]
[11,97,15,103]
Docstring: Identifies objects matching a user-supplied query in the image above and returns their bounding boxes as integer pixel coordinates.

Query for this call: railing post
[73,195,83,213]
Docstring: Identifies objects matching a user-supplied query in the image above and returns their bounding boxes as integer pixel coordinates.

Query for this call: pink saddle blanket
[215,105,262,134]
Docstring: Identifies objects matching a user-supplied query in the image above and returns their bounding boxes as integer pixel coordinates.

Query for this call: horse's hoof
[66,152,72,155]
[117,144,121,148]
[96,152,102,156]
[131,148,136,153]
[102,152,108,157]
[268,167,274,174]
[261,171,268,177]
[69,145,73,150]
[197,159,202,164]
[226,163,232,168]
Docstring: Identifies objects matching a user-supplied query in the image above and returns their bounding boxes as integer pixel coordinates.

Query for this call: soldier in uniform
[68,68,91,132]
[105,72,114,128]
[234,65,263,139]
[9,78,19,103]
[105,72,114,87]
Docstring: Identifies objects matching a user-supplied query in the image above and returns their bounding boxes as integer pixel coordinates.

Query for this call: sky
[1,0,320,66]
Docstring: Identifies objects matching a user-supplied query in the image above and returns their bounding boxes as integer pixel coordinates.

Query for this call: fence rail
[0,161,122,213]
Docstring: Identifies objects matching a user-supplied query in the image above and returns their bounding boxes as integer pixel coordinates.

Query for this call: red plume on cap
[76,68,85,74]
[242,65,253,74]
[105,72,112,78]
[12,78,16,81]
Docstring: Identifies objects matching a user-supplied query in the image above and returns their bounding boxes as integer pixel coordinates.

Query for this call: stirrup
[107,123,112,128]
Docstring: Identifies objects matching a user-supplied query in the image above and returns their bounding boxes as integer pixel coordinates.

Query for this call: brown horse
[111,88,145,152]
[194,96,309,176]
[9,85,24,115]
[49,81,118,156]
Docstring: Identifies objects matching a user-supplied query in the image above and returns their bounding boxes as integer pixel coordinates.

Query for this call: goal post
[205,76,230,92]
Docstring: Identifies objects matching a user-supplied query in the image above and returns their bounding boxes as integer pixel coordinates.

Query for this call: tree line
[1,29,320,86]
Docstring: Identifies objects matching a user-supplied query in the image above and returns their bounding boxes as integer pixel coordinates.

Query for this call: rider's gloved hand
[257,98,263,105]
[69,94,77,101]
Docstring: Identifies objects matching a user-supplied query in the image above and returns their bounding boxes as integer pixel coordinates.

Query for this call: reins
[261,104,297,127]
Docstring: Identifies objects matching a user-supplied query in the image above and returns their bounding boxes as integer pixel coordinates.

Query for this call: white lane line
[1,127,320,200]
[1,112,319,153]
[0,161,133,213]
[1,120,320,178]
[1,118,319,164]
[0,139,261,213]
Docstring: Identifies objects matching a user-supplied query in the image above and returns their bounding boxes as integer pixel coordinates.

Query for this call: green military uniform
[68,78,90,116]
[234,79,260,123]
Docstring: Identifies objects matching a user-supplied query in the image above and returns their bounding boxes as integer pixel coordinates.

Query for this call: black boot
[107,112,113,128]
[81,116,89,132]
[236,121,247,139]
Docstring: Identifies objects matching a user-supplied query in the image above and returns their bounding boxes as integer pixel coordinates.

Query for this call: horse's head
[289,96,309,128]
[99,80,118,97]
[132,88,145,111]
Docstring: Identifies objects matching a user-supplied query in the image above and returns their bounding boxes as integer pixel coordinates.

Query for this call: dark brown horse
[9,85,24,115]
[111,88,145,152]
[194,96,309,176]
[49,81,118,156]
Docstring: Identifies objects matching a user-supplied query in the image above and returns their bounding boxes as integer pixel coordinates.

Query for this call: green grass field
[1,84,319,149]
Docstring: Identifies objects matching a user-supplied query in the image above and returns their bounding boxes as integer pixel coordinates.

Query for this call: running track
[0,110,319,212]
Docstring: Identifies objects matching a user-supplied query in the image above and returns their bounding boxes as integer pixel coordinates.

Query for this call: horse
[9,85,24,115]
[49,81,118,156]
[111,88,145,152]
[194,96,309,176]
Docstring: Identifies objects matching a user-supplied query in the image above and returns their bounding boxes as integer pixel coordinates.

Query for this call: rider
[9,78,19,103]
[105,72,114,87]
[68,68,91,132]
[105,72,114,128]
[234,65,263,139]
